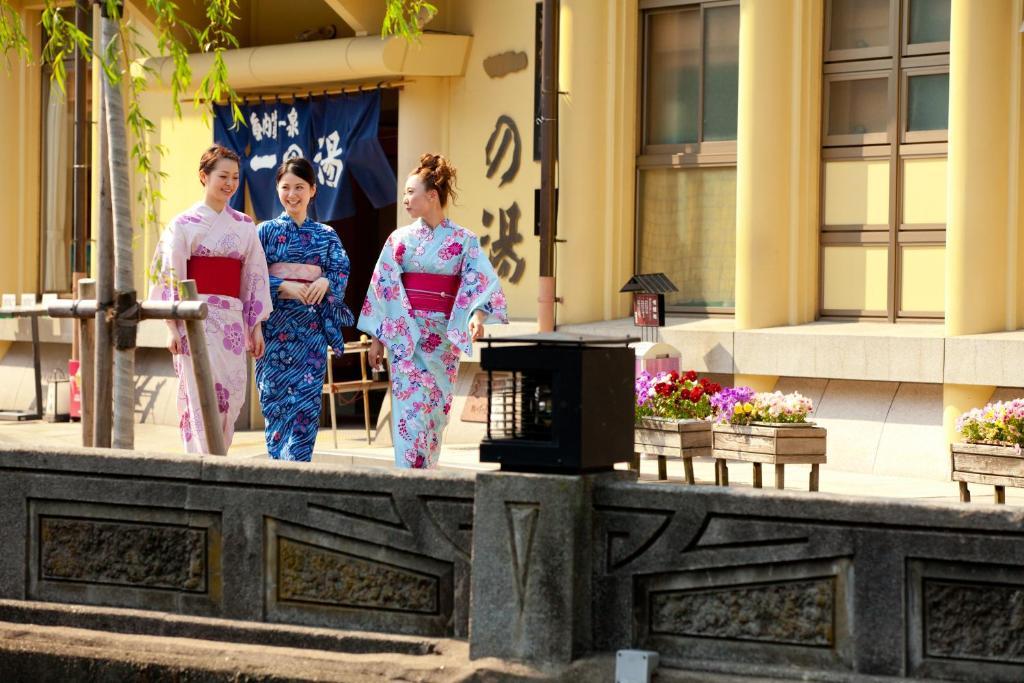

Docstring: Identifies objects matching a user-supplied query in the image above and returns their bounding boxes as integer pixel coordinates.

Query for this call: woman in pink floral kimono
[149,145,273,453]
[359,154,508,469]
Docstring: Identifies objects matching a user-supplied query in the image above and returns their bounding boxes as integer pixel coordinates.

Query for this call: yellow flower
[733,404,743,415]
[743,402,754,414]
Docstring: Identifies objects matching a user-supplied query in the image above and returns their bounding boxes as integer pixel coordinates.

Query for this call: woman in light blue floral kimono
[256,157,354,461]
[359,154,508,469]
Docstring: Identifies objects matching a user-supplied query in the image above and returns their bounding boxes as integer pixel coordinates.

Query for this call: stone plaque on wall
[27,500,222,615]
[265,518,455,637]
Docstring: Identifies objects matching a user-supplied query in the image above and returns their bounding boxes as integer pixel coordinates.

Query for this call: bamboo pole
[180,280,227,456]
[78,279,96,447]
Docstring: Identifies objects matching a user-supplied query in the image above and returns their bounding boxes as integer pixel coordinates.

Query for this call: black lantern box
[479,333,637,473]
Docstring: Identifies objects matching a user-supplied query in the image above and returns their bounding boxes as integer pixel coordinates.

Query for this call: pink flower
[277,235,287,243]
[380,318,399,339]
[361,298,373,315]
[490,291,506,309]
[448,242,463,256]
[223,322,245,355]
[421,332,442,353]
[215,383,230,414]
[455,292,471,309]
[394,242,406,265]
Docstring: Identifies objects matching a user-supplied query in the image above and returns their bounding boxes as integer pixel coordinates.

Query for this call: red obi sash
[402,273,460,316]
[187,256,242,298]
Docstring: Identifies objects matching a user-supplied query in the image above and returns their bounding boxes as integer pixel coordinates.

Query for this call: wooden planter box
[712,423,826,491]
[634,418,711,484]
[950,441,1024,504]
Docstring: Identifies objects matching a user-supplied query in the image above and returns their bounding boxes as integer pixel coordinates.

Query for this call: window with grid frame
[636,0,739,313]
[820,0,949,321]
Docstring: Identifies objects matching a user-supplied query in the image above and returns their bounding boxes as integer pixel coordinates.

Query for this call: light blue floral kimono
[358,218,508,468]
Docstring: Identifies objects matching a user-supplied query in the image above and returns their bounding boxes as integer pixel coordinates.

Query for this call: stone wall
[1,445,1023,681]
[0,446,475,638]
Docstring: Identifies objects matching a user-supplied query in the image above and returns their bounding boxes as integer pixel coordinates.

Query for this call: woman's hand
[249,322,265,360]
[368,338,386,371]
[303,277,330,305]
[468,310,486,341]
[166,331,182,355]
[278,280,307,301]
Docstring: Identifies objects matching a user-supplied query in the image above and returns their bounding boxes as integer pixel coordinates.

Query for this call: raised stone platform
[1,444,1023,681]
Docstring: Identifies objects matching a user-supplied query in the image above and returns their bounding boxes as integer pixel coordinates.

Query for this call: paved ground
[1,418,1020,506]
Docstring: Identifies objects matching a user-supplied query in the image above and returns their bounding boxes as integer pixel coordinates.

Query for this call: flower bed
[633,371,719,483]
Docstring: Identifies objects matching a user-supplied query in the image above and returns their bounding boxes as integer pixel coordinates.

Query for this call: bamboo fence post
[78,278,96,447]
[180,280,227,456]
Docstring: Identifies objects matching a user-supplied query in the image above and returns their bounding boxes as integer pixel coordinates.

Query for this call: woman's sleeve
[241,224,273,329]
[322,230,355,328]
[148,222,188,303]
[356,232,420,361]
[445,232,509,357]
[258,221,284,308]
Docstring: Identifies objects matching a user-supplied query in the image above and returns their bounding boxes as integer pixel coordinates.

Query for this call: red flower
[684,369,698,382]
[655,382,673,397]
[689,386,704,402]
[708,383,722,394]
[668,370,680,382]
[699,377,710,388]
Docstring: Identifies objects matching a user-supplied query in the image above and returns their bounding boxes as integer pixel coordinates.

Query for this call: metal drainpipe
[538,0,559,332]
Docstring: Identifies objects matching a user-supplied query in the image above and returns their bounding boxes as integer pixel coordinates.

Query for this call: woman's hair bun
[411,153,458,207]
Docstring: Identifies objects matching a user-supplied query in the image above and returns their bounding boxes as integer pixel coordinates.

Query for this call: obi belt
[269,263,323,299]
[187,256,241,298]
[402,273,460,316]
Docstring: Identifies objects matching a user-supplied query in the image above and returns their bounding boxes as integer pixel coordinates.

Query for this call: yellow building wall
[0,3,42,361]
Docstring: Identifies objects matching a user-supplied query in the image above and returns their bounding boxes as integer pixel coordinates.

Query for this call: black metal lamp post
[479,332,637,473]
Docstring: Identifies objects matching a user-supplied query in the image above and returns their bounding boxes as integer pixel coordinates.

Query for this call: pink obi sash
[269,263,323,300]
[187,256,241,298]
[402,273,460,316]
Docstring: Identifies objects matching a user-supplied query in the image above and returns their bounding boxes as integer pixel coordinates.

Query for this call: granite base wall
[1,445,1022,681]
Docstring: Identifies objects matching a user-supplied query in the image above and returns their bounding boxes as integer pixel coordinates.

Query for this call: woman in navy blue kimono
[256,157,354,461]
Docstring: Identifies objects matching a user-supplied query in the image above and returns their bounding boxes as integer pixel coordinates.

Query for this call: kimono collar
[278,211,315,230]
[417,216,452,232]
[195,201,229,219]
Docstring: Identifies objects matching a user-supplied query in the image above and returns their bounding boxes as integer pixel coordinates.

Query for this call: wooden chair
[323,336,389,446]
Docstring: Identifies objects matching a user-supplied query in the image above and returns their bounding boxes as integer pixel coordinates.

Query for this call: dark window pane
[907,72,949,131]
[908,0,950,45]
[702,4,739,141]
[645,9,699,145]
[829,0,891,52]
[827,77,888,136]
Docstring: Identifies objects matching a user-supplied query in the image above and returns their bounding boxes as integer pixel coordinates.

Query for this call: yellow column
[943,384,996,446]
[735,0,821,330]
[556,0,637,324]
[946,0,1015,337]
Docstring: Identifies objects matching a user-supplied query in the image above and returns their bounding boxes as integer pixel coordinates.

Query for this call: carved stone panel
[908,559,1024,682]
[265,518,455,637]
[650,577,835,647]
[636,557,852,670]
[27,499,222,615]
[278,537,437,613]
[40,517,206,592]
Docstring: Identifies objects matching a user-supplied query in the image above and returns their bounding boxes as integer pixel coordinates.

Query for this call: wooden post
[774,464,785,490]
[657,455,667,481]
[93,89,113,449]
[683,458,695,485]
[78,279,96,447]
[326,346,338,449]
[180,280,227,456]
[958,481,971,503]
[994,485,1006,504]
[359,337,372,444]
[753,462,763,488]
[809,463,820,492]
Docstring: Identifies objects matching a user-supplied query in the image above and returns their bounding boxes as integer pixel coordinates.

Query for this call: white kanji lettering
[261,110,279,140]
[283,144,303,161]
[285,107,299,138]
[313,130,344,188]
[249,111,264,142]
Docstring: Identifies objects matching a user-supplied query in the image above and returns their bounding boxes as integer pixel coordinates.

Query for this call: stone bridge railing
[1,444,1022,682]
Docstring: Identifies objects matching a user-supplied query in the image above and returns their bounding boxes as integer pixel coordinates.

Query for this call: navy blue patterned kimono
[256,213,354,461]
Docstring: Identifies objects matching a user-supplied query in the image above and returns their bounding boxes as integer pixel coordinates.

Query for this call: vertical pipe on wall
[538,0,559,332]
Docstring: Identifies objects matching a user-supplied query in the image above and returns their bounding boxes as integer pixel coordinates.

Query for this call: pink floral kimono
[149,202,272,453]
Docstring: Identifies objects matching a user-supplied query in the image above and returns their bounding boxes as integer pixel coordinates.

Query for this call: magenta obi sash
[402,273,460,316]
[187,256,241,298]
